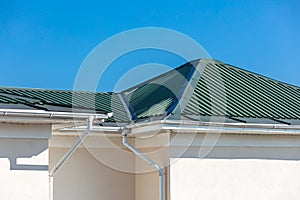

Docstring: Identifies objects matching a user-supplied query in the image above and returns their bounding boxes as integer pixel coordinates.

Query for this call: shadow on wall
[0,138,48,171]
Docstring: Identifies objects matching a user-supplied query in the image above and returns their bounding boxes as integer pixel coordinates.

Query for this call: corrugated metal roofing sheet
[123,62,195,120]
[182,60,300,120]
[0,88,130,122]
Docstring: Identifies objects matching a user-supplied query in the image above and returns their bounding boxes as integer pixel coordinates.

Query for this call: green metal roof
[0,87,130,122]
[1,58,300,124]
[122,61,195,119]
[181,59,300,120]
[120,58,300,123]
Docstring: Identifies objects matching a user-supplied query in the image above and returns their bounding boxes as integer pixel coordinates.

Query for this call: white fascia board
[170,133,300,148]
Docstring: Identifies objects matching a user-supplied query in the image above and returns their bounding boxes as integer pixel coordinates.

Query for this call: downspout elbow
[159,168,164,176]
[122,129,164,173]
[122,129,165,200]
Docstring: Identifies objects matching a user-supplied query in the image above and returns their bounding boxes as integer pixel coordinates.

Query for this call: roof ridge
[169,59,202,116]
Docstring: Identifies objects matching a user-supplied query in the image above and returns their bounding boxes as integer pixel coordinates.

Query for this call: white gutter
[57,123,300,136]
[165,119,300,129]
[122,128,165,200]
[0,109,110,120]
[48,115,95,200]
[56,118,300,137]
[122,119,300,135]
[58,126,123,133]
[127,119,300,130]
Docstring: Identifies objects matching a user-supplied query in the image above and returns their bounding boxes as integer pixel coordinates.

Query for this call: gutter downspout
[49,115,95,200]
[122,129,165,200]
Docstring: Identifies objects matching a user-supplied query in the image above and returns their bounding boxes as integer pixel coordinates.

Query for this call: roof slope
[181,59,300,121]
[122,61,195,120]
[0,87,129,122]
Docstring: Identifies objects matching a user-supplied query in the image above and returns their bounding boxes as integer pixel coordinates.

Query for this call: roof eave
[0,109,110,124]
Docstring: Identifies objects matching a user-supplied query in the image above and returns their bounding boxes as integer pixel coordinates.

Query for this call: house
[1,58,300,200]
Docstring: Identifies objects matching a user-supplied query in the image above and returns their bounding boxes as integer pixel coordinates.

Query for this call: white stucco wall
[49,134,136,200]
[170,133,300,200]
[0,124,50,200]
[50,147,135,200]
[171,158,300,200]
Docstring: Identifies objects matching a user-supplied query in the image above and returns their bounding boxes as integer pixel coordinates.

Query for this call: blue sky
[0,0,299,91]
